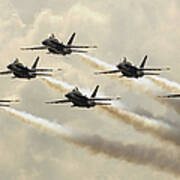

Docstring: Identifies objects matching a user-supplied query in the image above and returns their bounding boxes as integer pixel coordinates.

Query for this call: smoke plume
[41,77,73,94]
[148,76,180,93]
[2,106,180,177]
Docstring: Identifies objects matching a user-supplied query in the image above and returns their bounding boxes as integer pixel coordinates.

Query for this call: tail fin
[140,55,148,68]
[91,85,99,98]
[31,56,40,69]
[67,32,76,45]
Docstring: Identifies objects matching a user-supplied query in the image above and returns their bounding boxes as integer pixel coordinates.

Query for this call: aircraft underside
[13,72,35,79]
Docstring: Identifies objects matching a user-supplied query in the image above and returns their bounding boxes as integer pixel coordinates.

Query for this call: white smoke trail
[41,77,74,93]
[78,53,114,70]
[2,106,180,177]
[41,77,180,145]
[100,105,180,145]
[148,76,180,93]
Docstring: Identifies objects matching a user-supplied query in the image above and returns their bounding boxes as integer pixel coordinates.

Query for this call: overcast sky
[0,0,180,180]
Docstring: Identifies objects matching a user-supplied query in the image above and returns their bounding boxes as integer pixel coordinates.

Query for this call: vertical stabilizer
[140,55,148,68]
[31,56,40,69]
[67,32,76,45]
[91,85,99,97]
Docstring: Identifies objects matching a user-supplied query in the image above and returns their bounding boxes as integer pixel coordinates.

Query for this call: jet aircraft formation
[0,32,172,107]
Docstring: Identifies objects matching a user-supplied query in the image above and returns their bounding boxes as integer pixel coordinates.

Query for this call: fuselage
[42,38,72,55]
[65,91,95,108]
[7,63,36,79]
[117,62,144,78]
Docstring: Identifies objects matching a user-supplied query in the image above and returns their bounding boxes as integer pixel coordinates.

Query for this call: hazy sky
[0,0,180,180]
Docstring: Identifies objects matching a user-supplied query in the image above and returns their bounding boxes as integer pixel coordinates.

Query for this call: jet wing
[21,46,47,51]
[34,68,62,72]
[33,68,54,72]
[46,99,71,104]
[159,94,180,98]
[0,70,12,75]
[95,70,120,75]
[66,45,97,49]
[71,50,88,53]
[0,100,19,102]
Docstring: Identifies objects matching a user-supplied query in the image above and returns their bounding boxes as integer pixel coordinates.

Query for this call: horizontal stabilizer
[95,102,111,106]
[34,68,54,72]
[67,45,97,49]
[71,50,88,53]
[89,97,121,101]
[139,67,170,71]
[35,73,52,77]
[143,73,160,76]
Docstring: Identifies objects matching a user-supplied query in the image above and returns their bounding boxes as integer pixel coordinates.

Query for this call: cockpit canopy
[48,33,55,39]
[121,57,132,66]
[72,87,79,92]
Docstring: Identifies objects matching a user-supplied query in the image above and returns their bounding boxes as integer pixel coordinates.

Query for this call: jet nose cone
[116,64,121,69]
[65,93,70,98]
[7,64,12,69]
[42,39,48,45]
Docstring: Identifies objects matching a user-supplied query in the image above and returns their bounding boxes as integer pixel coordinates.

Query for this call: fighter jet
[95,55,170,78]
[21,33,97,56]
[0,99,19,107]
[0,56,59,79]
[46,85,120,108]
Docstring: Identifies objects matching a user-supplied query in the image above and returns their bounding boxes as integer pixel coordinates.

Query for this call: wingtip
[157,95,168,98]
[94,72,100,75]
[45,101,51,104]
[14,99,20,102]
[0,104,10,107]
